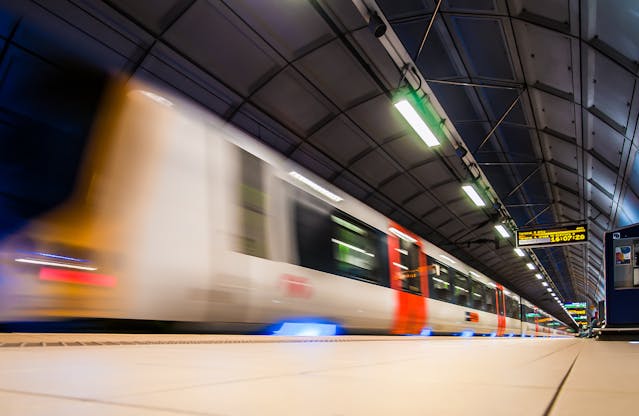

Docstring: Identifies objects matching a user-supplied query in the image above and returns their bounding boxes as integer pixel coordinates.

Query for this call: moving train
[0,79,570,336]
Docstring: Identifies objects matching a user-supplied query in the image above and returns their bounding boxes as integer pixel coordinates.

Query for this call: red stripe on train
[388,222,427,335]
[39,267,117,287]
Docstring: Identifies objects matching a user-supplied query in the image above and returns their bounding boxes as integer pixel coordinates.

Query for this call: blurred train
[0,79,570,337]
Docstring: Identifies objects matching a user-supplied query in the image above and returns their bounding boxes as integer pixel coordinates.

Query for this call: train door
[495,285,506,336]
[387,222,428,334]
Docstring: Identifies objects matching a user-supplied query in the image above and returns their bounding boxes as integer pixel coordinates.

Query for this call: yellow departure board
[517,224,587,248]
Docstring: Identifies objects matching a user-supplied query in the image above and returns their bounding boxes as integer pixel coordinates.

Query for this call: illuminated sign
[517,224,587,248]
[565,302,587,309]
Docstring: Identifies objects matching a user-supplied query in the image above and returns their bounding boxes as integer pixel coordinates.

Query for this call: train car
[0,80,569,336]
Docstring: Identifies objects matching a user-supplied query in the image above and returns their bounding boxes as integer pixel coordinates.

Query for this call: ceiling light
[439,254,456,264]
[494,224,510,238]
[461,185,486,207]
[535,273,543,279]
[289,171,343,202]
[542,281,548,287]
[514,248,525,257]
[547,288,552,292]
[394,99,440,147]
[526,263,536,270]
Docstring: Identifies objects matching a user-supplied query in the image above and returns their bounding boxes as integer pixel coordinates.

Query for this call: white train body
[0,82,569,337]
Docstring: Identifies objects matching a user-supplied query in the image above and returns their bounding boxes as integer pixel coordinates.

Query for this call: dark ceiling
[0,0,637,325]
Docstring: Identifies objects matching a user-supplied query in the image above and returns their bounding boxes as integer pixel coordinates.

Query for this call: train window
[428,258,451,303]
[453,273,470,307]
[294,198,334,274]
[523,305,538,323]
[471,279,486,311]
[294,194,389,286]
[396,239,422,295]
[238,149,268,258]
[331,213,387,284]
[497,289,505,316]
[484,284,496,314]
[506,297,520,319]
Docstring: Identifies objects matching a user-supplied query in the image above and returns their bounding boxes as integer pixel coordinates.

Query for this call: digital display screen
[517,224,587,248]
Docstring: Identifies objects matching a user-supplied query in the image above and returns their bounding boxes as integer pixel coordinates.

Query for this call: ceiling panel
[404,193,436,218]
[382,136,433,169]
[586,115,625,168]
[164,0,283,96]
[251,67,337,137]
[347,94,405,144]
[543,134,577,169]
[350,148,400,187]
[586,154,618,193]
[295,39,381,109]
[516,23,573,95]
[224,0,333,61]
[589,51,635,130]
[411,160,455,189]
[307,116,374,165]
[107,0,193,35]
[594,0,639,63]
[532,91,576,139]
[379,174,422,204]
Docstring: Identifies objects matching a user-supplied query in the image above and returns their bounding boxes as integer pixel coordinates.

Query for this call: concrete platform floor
[0,334,636,415]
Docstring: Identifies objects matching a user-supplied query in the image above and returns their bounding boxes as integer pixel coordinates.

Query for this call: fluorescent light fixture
[389,227,417,243]
[546,288,552,292]
[542,281,548,287]
[535,273,543,280]
[15,258,97,271]
[393,99,440,147]
[461,185,486,207]
[331,239,374,257]
[289,171,343,202]
[526,263,536,270]
[494,224,510,238]
[469,271,480,278]
[514,248,525,257]
[393,262,409,270]
[439,254,456,264]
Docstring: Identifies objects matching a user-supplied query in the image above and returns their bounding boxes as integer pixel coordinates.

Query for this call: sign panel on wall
[517,224,587,248]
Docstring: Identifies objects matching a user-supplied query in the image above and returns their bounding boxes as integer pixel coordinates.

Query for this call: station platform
[0,334,636,415]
